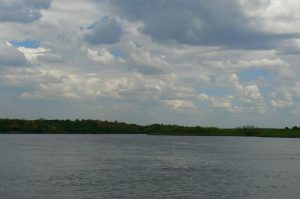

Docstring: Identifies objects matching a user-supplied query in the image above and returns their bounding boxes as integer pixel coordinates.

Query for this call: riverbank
[1,119,300,138]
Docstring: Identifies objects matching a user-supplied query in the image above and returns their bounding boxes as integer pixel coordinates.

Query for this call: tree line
[0,119,299,137]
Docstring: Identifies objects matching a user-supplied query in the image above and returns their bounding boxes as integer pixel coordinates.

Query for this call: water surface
[0,135,300,198]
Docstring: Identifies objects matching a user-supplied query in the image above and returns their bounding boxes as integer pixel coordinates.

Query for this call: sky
[1,0,300,128]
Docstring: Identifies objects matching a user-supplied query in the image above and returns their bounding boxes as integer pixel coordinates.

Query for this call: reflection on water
[0,135,300,199]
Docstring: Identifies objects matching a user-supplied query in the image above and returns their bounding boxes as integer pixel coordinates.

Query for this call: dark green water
[0,135,300,198]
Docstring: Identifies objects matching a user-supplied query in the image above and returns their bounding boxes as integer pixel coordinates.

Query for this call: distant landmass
[0,119,300,137]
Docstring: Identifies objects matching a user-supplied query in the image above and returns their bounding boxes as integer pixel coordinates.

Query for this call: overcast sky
[1,0,300,127]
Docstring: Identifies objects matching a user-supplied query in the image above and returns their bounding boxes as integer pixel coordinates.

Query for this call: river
[0,134,300,198]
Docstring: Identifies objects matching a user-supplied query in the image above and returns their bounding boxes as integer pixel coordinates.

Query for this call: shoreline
[1,118,300,138]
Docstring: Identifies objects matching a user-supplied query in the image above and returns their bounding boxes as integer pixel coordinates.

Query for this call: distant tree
[292,126,298,130]
[236,125,261,136]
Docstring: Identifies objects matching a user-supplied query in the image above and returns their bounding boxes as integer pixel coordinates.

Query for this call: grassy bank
[1,119,300,138]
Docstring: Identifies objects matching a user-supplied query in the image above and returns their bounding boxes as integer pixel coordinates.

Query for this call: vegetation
[1,118,300,137]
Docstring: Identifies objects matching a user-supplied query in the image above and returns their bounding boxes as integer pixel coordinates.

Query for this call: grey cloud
[0,0,51,23]
[128,54,170,75]
[105,0,298,49]
[0,42,28,66]
[85,18,122,45]
[36,54,64,63]
[276,40,300,55]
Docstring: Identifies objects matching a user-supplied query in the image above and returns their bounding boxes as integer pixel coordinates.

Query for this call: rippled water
[0,135,300,198]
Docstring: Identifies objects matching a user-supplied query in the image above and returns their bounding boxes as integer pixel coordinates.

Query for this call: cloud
[36,54,63,63]
[0,67,65,87]
[244,0,300,34]
[127,49,170,75]
[204,58,289,71]
[216,73,265,111]
[0,0,52,23]
[163,99,196,111]
[0,67,178,102]
[106,0,298,49]
[199,93,236,111]
[84,17,123,45]
[271,95,293,109]
[19,92,45,100]
[8,42,63,64]
[0,41,28,66]
[1,0,300,127]
[276,39,300,55]
[85,47,121,64]
[16,46,49,62]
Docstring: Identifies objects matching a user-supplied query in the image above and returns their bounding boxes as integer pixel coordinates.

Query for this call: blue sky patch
[10,40,40,48]
[111,49,127,58]
[260,86,273,95]
[238,68,271,82]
